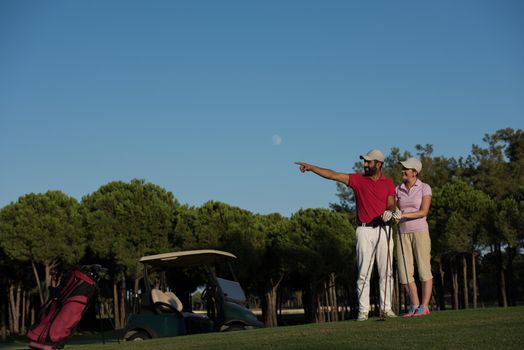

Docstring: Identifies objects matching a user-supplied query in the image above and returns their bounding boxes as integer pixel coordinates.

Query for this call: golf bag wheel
[126,330,151,341]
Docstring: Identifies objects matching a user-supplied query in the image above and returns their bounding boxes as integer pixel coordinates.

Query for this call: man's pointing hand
[295,162,311,173]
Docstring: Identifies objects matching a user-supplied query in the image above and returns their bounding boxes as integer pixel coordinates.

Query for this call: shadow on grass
[0,331,122,350]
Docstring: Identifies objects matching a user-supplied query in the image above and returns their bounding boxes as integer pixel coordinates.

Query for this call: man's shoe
[356,312,369,321]
[384,309,397,318]
[403,305,418,317]
[413,305,430,317]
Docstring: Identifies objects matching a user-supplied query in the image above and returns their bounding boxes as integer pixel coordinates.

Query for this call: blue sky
[1,0,523,216]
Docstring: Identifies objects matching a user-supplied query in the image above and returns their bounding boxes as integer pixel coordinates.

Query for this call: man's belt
[357,217,387,228]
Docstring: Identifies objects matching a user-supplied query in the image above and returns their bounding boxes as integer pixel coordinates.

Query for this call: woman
[394,157,432,317]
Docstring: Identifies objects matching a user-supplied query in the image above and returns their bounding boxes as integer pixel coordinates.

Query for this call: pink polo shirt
[395,179,432,233]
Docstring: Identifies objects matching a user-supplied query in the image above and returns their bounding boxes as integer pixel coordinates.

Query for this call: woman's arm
[401,195,432,219]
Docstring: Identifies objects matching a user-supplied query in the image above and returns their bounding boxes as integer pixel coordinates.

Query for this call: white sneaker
[356,312,369,321]
[383,310,397,318]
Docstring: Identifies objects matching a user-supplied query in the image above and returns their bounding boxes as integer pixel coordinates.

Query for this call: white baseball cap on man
[360,149,385,162]
[400,157,422,173]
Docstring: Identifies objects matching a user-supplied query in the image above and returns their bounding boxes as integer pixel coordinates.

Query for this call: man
[295,149,397,321]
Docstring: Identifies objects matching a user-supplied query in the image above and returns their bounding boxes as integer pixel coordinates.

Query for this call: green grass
[2,307,523,350]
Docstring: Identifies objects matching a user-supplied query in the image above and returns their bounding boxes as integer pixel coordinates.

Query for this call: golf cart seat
[151,289,183,313]
[151,289,213,334]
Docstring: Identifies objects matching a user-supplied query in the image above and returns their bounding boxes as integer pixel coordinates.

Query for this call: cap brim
[399,161,421,172]
[361,155,383,162]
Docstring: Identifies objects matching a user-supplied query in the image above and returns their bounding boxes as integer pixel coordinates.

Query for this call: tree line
[1,128,523,339]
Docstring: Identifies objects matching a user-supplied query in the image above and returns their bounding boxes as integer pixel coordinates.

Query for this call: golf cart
[123,249,263,341]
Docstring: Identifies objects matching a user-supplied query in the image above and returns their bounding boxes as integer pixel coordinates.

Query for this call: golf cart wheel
[126,330,151,341]
[222,323,246,332]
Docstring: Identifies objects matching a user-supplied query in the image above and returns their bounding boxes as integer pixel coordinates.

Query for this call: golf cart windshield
[216,277,246,303]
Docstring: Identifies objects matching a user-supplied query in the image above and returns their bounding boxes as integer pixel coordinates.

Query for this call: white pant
[356,225,394,313]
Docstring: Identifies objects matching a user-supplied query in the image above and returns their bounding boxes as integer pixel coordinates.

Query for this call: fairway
[2,307,522,350]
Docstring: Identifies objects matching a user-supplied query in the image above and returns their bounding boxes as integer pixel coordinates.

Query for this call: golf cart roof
[139,249,237,267]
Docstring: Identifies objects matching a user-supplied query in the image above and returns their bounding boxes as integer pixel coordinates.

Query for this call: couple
[296,149,432,320]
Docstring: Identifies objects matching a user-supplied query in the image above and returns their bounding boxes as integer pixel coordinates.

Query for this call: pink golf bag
[27,268,98,350]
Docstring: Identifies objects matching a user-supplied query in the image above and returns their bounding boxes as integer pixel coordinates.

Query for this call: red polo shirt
[348,173,395,224]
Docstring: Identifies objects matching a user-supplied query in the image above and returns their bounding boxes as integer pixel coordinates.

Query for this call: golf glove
[381,210,393,222]
[392,208,402,221]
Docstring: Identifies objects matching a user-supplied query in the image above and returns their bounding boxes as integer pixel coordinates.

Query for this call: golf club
[379,224,392,321]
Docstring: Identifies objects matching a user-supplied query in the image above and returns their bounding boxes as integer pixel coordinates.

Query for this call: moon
[272,134,282,146]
